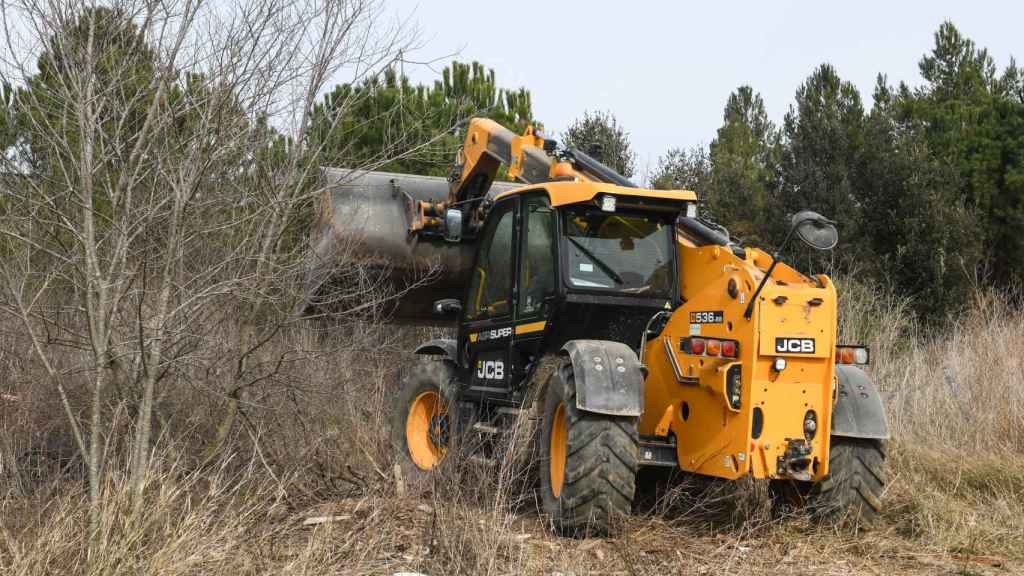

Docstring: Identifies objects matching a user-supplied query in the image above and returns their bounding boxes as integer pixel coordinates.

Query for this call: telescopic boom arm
[408,117,635,239]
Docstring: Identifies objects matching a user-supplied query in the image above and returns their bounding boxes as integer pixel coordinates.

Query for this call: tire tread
[540,360,639,535]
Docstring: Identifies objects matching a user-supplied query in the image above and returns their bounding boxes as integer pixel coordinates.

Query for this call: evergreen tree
[310,61,533,176]
[651,147,711,197]
[18,7,159,175]
[0,82,15,155]
[897,22,1024,285]
[860,75,983,319]
[705,86,781,246]
[779,64,866,261]
[562,110,637,178]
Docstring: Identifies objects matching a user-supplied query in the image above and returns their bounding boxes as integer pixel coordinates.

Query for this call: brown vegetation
[1,276,1022,575]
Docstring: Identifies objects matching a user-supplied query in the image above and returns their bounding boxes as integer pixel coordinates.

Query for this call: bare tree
[0,0,419,540]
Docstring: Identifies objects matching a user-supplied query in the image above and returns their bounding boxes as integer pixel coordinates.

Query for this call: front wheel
[390,361,457,484]
[538,361,639,536]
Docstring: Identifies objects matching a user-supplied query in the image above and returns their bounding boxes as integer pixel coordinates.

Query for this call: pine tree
[704,86,781,246]
[899,22,1024,285]
[860,75,983,319]
[779,64,866,262]
[310,61,534,177]
[651,147,711,198]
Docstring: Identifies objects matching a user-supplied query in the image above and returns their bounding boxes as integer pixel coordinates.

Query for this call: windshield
[562,207,673,297]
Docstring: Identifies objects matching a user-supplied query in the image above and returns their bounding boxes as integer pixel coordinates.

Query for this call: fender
[561,340,644,417]
[831,365,889,440]
[413,338,457,364]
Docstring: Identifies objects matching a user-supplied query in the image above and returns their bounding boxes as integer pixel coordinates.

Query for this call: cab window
[465,202,515,320]
[562,207,673,297]
[518,196,555,316]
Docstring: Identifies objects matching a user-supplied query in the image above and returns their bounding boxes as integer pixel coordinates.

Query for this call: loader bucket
[301,168,518,324]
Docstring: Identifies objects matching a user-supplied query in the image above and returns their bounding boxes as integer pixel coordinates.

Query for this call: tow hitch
[777,438,813,481]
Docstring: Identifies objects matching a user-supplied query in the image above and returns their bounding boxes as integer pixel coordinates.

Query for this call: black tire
[538,361,639,536]
[804,437,886,525]
[390,360,457,487]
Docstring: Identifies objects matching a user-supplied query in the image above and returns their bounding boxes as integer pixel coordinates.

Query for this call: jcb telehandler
[307,118,888,534]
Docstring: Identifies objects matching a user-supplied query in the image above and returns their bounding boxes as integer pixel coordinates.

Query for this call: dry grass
[1,280,1023,574]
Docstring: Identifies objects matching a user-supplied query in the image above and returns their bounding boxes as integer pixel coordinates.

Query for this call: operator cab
[445,187,687,405]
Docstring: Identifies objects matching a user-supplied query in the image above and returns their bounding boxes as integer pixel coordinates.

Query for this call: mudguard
[831,365,889,440]
[561,340,644,417]
[413,338,457,363]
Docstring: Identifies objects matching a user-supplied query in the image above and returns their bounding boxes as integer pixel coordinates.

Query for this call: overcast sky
[382,0,1020,180]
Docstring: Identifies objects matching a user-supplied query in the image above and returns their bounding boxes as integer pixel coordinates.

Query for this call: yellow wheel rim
[406,390,448,470]
[549,401,567,497]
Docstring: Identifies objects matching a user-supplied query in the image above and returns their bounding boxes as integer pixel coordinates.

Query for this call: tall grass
[835,276,1024,558]
[2,280,1023,574]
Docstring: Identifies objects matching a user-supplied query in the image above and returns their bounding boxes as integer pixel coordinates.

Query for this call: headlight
[600,194,616,212]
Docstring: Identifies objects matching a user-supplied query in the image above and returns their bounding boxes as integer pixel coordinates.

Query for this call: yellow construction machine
[307,118,888,534]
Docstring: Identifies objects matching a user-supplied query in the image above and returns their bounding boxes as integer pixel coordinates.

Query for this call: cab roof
[491,180,697,207]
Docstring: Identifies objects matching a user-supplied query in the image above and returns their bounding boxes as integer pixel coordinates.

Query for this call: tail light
[690,338,706,355]
[721,340,737,358]
[681,337,740,359]
[706,339,721,356]
[835,345,870,365]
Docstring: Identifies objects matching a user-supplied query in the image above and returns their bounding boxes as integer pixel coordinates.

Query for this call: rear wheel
[391,361,457,483]
[771,437,886,525]
[538,361,639,536]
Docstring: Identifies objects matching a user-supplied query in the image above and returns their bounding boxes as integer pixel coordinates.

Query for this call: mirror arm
[744,224,797,320]
[744,257,780,320]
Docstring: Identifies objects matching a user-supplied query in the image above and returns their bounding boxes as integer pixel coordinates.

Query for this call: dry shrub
[3,273,1024,574]
[836,276,1024,558]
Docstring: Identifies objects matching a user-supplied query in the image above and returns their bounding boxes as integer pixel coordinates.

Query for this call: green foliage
[680,22,1023,322]
[706,86,781,246]
[18,7,158,175]
[778,63,866,254]
[651,146,711,196]
[651,88,780,247]
[562,110,637,178]
[894,22,1024,287]
[309,61,533,176]
[858,76,984,319]
[0,82,15,153]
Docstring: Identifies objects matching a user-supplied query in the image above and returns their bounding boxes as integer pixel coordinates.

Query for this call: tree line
[651,22,1023,321]
[2,11,1018,331]
[309,22,1022,322]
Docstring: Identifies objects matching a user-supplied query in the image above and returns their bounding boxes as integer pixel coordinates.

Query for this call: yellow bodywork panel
[492,180,696,208]
[641,241,838,481]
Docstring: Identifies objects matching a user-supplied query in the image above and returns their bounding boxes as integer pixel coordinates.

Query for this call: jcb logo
[476,360,505,380]
[775,338,815,354]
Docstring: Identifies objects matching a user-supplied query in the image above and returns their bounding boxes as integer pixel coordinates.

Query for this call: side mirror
[791,210,838,250]
[433,298,462,316]
[444,208,463,243]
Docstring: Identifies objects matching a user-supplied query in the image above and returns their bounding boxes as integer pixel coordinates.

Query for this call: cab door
[510,192,557,375]
[461,197,517,398]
